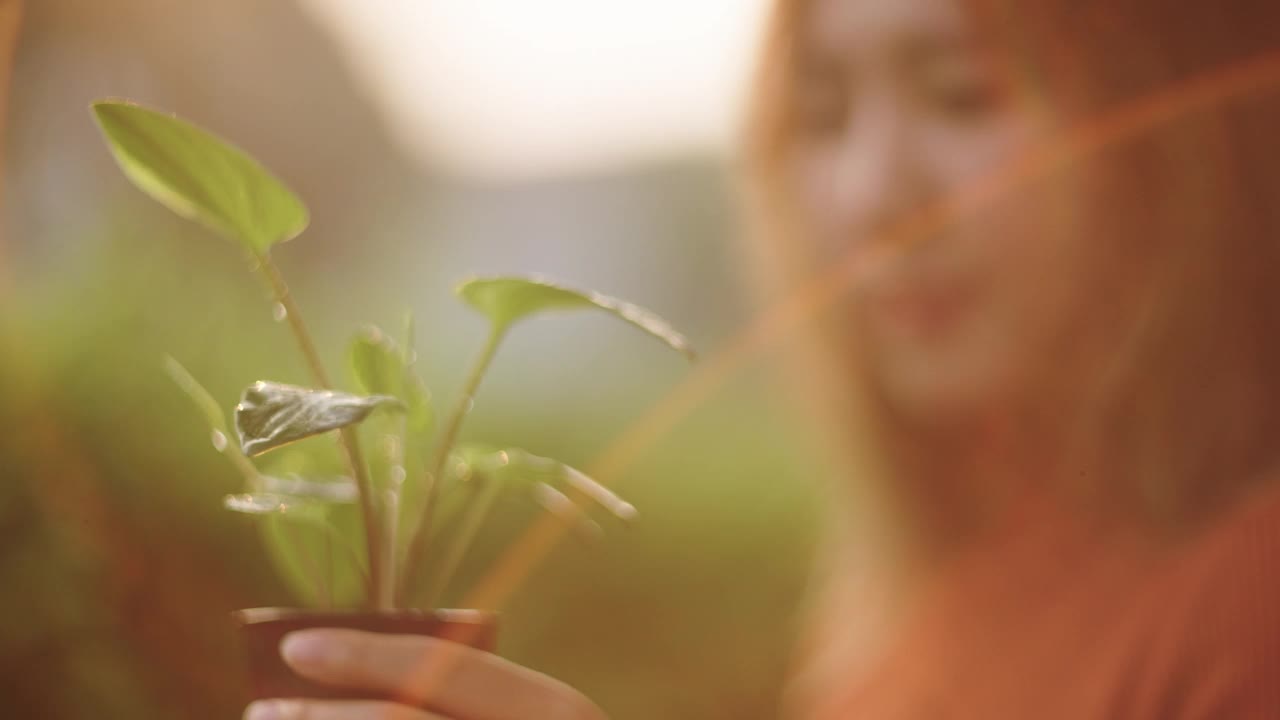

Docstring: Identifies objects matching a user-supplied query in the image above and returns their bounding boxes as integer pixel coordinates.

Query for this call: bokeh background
[0,1,825,718]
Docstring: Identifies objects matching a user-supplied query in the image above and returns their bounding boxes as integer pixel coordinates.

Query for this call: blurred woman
[245,1,1280,718]
[748,0,1280,717]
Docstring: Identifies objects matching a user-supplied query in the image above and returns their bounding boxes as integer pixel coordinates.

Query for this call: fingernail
[281,630,329,668]
[244,699,303,720]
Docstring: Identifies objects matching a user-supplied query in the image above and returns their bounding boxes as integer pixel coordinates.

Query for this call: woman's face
[791,0,1094,424]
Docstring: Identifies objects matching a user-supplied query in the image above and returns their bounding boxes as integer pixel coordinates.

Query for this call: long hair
[747,0,1280,532]
[743,0,1280,708]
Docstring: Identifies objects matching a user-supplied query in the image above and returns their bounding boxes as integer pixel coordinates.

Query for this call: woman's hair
[744,0,1280,534]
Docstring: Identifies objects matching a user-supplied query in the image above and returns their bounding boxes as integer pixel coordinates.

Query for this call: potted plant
[90,100,693,703]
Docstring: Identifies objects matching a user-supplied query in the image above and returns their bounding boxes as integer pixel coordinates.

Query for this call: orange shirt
[816,485,1280,719]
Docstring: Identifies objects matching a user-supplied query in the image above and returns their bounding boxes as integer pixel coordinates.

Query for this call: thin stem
[225,433,333,608]
[256,251,332,387]
[279,519,329,608]
[224,440,264,489]
[423,475,502,607]
[342,429,388,609]
[324,529,334,608]
[253,251,387,609]
[391,315,417,607]
[400,325,506,602]
[379,423,406,611]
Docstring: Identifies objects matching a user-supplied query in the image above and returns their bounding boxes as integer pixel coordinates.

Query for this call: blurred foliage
[1,0,824,717]
[1,225,821,719]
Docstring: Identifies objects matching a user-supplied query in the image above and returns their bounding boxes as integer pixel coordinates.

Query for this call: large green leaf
[234,381,401,457]
[456,275,696,359]
[91,100,309,253]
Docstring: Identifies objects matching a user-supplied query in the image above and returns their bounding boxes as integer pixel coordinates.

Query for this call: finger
[280,629,603,720]
[243,699,449,720]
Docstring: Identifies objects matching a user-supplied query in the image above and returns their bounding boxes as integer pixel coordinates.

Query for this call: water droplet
[390,466,407,485]
[383,436,401,457]
[272,303,288,322]
[496,450,510,466]
[464,398,475,414]
[211,430,228,452]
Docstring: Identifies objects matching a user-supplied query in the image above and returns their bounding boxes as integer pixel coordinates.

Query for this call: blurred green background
[0,1,820,717]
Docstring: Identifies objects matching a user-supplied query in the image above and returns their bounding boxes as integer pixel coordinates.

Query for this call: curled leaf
[91,100,309,253]
[456,275,695,360]
[234,381,402,457]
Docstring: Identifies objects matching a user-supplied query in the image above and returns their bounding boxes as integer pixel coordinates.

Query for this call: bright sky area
[297,0,770,180]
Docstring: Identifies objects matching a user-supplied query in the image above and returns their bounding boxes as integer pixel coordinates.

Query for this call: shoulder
[1143,481,1280,718]
[1175,480,1280,622]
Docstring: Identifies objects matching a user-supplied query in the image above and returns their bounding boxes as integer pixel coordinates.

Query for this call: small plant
[92,100,693,612]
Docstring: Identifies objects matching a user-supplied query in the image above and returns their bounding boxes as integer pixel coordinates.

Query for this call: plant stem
[379,421,406,611]
[342,430,389,609]
[422,475,502,607]
[254,251,388,610]
[280,519,329,608]
[400,326,506,602]
[256,251,332,387]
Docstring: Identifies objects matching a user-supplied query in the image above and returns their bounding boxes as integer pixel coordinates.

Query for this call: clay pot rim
[233,606,499,627]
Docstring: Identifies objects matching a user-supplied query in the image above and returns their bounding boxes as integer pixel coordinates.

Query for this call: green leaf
[349,324,433,436]
[349,325,404,397]
[234,381,402,457]
[403,374,433,437]
[455,275,696,360]
[452,444,637,522]
[257,474,359,503]
[222,493,330,523]
[91,100,309,253]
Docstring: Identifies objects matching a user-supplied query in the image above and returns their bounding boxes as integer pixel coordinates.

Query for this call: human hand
[242,628,607,720]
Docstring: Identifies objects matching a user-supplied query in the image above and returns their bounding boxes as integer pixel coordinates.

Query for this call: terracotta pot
[234,607,499,703]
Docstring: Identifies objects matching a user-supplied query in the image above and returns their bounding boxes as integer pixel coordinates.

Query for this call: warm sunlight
[299,0,769,179]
